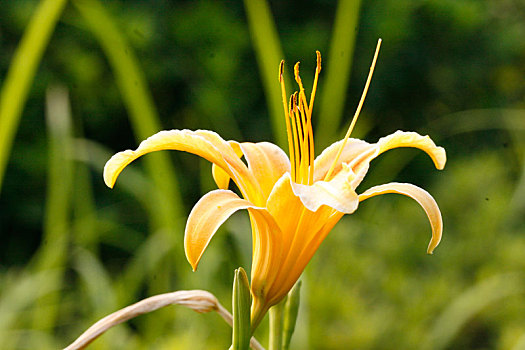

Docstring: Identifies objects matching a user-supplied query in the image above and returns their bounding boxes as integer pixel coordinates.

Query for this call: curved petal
[350,131,446,183]
[313,131,446,188]
[212,141,291,200]
[290,164,359,213]
[104,129,264,203]
[184,189,260,271]
[104,129,228,188]
[358,182,443,254]
[377,131,446,170]
[248,208,285,327]
[313,138,374,182]
[239,142,291,200]
[212,141,243,189]
[188,133,265,204]
[264,174,337,306]
[183,188,284,328]
[272,210,343,302]
[211,165,231,190]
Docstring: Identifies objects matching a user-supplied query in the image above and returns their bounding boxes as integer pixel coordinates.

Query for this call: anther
[294,62,302,86]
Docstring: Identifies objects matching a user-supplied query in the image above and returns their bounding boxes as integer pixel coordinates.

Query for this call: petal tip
[102,166,116,188]
[103,169,116,189]
[427,236,441,255]
[103,150,135,189]
[435,146,447,170]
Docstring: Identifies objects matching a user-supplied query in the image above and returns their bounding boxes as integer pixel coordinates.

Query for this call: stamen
[279,60,296,181]
[324,39,382,181]
[298,99,310,184]
[292,92,306,184]
[308,51,322,114]
[298,95,314,185]
[279,52,323,185]
[289,93,301,182]
[294,60,317,185]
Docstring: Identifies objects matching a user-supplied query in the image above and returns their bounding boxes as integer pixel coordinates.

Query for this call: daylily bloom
[103,43,446,329]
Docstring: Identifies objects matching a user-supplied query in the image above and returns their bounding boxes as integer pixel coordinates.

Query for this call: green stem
[282,281,302,350]
[269,299,286,350]
[0,0,68,192]
[232,268,252,350]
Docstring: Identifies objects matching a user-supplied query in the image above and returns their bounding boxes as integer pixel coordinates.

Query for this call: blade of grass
[316,0,362,148]
[30,86,74,332]
[4,330,60,349]
[115,230,173,305]
[0,0,68,193]
[72,148,99,251]
[72,138,152,209]
[72,248,130,349]
[425,272,525,350]
[243,0,289,148]
[0,271,61,348]
[72,0,184,231]
[72,3,187,339]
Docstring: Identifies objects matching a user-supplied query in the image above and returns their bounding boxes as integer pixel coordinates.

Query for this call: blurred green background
[1,0,524,349]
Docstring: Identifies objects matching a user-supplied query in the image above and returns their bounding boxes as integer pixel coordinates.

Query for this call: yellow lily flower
[103,42,446,329]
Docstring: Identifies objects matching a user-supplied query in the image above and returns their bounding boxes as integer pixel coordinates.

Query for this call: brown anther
[292,91,298,109]
[294,62,302,85]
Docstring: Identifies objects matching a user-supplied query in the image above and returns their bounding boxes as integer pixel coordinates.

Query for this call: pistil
[324,39,382,181]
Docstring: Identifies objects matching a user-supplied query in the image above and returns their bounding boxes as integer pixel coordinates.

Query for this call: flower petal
[248,208,284,327]
[239,142,291,200]
[104,129,233,188]
[264,174,338,306]
[211,141,243,189]
[358,182,443,254]
[183,188,284,327]
[104,129,265,203]
[313,131,446,187]
[313,138,374,182]
[290,164,359,213]
[211,141,290,202]
[271,210,343,302]
[184,189,259,271]
[376,131,446,170]
[191,132,267,203]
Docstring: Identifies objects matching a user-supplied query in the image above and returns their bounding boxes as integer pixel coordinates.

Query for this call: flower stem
[268,299,286,350]
[282,281,302,350]
[232,268,252,350]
